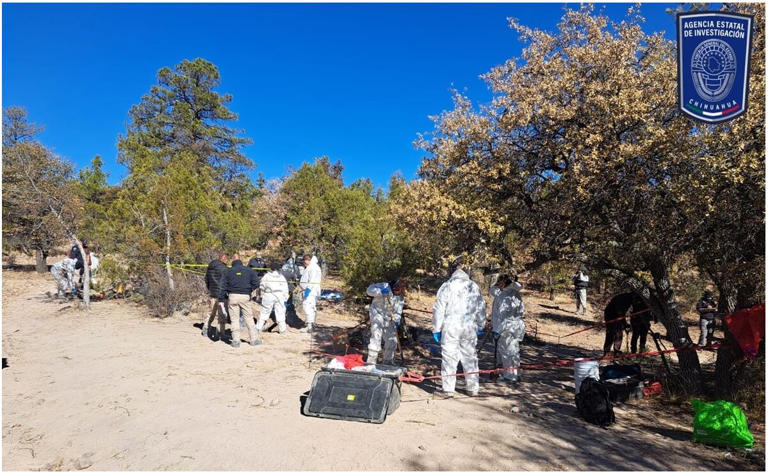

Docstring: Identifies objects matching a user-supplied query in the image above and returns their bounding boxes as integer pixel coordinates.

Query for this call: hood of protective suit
[300,255,322,298]
[449,268,470,282]
[433,268,486,332]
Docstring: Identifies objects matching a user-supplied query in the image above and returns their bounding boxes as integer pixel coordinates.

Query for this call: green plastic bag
[691,400,754,448]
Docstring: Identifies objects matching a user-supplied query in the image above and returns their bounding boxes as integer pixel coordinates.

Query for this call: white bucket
[573,358,599,394]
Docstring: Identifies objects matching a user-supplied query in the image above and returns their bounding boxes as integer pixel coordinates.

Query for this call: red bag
[643,381,663,397]
[334,354,365,370]
[725,304,765,358]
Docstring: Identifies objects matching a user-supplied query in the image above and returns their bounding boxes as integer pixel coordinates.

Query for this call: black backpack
[576,377,615,427]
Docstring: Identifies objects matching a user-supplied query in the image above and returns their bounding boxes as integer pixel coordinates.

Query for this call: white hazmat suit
[573,271,589,315]
[299,256,322,329]
[257,270,290,334]
[51,258,77,297]
[433,268,487,394]
[366,282,404,364]
[491,282,525,381]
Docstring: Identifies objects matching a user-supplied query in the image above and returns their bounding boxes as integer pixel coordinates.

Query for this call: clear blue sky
[3,3,682,189]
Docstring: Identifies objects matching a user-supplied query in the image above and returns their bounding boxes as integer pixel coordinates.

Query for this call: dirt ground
[2,267,765,471]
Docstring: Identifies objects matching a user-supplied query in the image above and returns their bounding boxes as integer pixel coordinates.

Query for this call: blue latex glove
[380,287,390,294]
[72,288,78,295]
[395,320,401,328]
[477,329,484,338]
[303,288,311,299]
[432,332,441,343]
[493,331,500,339]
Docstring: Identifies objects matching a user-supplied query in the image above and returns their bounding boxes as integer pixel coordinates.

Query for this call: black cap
[449,256,465,274]
[270,262,281,271]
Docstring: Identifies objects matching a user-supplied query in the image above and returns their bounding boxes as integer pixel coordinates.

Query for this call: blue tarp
[319,290,343,302]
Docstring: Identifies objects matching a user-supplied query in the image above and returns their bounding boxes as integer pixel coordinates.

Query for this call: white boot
[299,323,313,333]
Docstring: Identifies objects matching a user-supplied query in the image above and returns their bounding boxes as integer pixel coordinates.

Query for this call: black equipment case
[303,366,402,423]
[600,364,645,403]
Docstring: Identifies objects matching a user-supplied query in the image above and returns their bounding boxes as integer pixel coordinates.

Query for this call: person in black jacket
[202,253,229,339]
[247,252,267,301]
[629,295,656,353]
[220,253,262,348]
[69,238,92,288]
[248,253,267,277]
[602,293,634,357]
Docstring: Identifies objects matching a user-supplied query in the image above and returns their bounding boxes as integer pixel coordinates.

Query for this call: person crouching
[257,262,290,335]
[51,257,78,298]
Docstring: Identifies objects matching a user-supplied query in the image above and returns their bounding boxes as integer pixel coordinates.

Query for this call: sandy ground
[2,268,764,471]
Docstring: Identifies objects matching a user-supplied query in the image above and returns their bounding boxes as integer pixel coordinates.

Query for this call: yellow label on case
[346,394,355,401]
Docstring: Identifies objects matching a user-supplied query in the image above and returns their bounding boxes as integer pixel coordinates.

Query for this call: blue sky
[3,3,682,190]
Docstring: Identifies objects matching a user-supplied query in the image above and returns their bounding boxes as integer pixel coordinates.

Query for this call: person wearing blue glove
[365,279,406,364]
[433,332,441,343]
[490,274,525,383]
[432,256,487,397]
[298,254,322,333]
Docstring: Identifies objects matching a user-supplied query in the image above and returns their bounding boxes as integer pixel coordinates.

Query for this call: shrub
[143,269,205,318]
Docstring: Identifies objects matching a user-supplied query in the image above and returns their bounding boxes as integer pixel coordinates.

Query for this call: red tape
[559,308,652,339]
[311,343,725,384]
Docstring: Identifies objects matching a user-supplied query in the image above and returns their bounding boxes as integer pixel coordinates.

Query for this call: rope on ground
[327,320,370,342]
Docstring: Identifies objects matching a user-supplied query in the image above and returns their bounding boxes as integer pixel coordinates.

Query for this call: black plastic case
[303,367,402,423]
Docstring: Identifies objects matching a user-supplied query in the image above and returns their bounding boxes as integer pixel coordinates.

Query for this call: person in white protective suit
[432,257,487,397]
[51,257,78,298]
[366,279,406,364]
[572,266,589,315]
[490,275,525,382]
[299,254,322,332]
[257,262,290,334]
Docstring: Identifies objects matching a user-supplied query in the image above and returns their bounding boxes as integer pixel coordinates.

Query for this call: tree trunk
[34,248,48,273]
[713,276,759,398]
[162,206,175,291]
[714,324,743,398]
[76,240,91,309]
[647,257,703,394]
[715,278,738,314]
[548,274,554,300]
[736,278,763,310]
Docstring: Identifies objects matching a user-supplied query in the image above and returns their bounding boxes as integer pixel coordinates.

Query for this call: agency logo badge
[677,12,753,123]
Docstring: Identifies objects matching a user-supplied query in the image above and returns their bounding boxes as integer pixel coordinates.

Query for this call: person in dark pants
[202,252,229,339]
[603,293,634,356]
[219,253,262,348]
[696,290,719,346]
[629,295,656,353]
